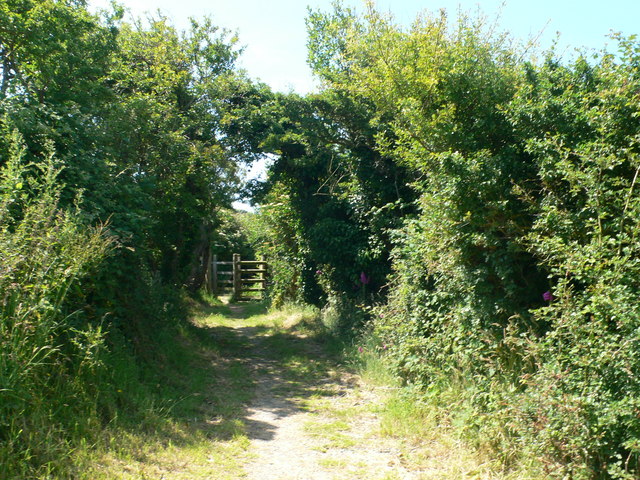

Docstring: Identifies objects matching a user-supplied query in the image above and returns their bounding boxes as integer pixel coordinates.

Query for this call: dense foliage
[255,85,417,326]
[255,4,640,479]
[2,0,640,478]
[0,141,112,476]
[0,1,265,476]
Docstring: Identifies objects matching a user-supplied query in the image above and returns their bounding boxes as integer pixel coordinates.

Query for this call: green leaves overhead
[0,0,118,102]
[1,2,270,289]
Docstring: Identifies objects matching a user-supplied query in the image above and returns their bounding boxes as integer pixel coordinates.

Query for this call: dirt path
[85,303,509,479]
[231,318,424,480]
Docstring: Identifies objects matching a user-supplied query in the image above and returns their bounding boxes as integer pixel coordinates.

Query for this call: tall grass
[0,141,113,478]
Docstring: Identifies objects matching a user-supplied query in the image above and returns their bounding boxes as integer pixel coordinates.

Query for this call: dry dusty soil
[235,319,432,480]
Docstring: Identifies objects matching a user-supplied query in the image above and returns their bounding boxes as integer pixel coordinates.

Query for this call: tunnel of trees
[2,1,640,478]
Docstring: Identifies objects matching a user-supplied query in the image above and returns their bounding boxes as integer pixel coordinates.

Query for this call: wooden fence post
[233,253,241,299]
[259,255,265,296]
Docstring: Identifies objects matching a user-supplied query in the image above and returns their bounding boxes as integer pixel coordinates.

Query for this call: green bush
[306,5,640,477]
[505,41,640,478]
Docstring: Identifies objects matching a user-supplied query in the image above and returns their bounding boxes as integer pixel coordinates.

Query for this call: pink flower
[360,272,370,285]
[543,291,554,302]
[358,346,363,353]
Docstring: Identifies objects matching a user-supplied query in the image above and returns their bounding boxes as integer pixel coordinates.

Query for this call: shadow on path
[191,301,352,444]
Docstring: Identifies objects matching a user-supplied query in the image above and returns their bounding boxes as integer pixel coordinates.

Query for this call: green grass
[74,300,261,479]
[73,297,342,479]
[348,336,545,480]
[304,419,358,451]
[34,296,545,479]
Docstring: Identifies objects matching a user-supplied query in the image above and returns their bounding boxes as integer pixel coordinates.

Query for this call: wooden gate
[205,254,268,300]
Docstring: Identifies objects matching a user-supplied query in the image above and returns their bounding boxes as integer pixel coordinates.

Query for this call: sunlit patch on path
[90,301,519,479]
[219,304,423,480]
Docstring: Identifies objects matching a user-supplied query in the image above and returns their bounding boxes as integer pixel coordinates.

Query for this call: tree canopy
[2,1,640,478]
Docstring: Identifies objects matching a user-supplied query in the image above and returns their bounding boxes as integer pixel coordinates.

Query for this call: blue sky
[90,0,640,94]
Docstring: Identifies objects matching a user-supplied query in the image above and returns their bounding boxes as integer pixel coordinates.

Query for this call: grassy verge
[75,298,339,479]
[348,339,546,480]
[61,297,547,479]
[75,298,260,479]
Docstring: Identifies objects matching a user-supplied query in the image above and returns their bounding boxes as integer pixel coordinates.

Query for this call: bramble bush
[504,40,640,478]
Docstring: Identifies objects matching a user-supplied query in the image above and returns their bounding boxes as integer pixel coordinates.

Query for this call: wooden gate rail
[206,253,269,300]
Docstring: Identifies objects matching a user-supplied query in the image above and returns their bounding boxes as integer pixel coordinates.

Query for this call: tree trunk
[184,222,211,293]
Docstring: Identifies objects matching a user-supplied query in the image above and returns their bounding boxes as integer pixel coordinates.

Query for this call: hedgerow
[260,5,640,478]
[1,1,266,476]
